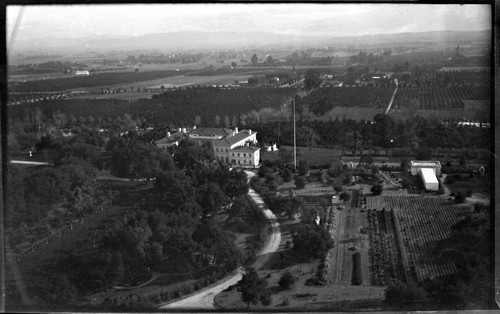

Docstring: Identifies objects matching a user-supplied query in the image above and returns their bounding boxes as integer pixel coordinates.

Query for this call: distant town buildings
[437,67,489,73]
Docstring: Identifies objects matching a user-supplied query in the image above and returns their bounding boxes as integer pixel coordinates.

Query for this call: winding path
[159,170,281,310]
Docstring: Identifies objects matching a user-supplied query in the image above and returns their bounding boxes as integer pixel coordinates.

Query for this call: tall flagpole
[293,97,297,171]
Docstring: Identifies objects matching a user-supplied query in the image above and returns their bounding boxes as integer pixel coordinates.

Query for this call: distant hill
[9,29,491,54]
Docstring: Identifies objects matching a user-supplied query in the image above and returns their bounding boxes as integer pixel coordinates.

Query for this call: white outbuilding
[419,167,439,191]
[410,160,441,191]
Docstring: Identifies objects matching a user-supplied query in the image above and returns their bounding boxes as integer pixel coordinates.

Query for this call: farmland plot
[328,195,370,285]
[365,195,475,283]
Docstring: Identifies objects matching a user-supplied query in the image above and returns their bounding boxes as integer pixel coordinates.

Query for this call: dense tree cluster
[264,193,303,220]
[26,152,248,304]
[148,86,295,126]
[246,114,490,151]
[6,158,114,229]
[292,224,333,261]
[304,69,321,91]
[106,134,174,179]
[9,86,296,128]
[8,115,251,307]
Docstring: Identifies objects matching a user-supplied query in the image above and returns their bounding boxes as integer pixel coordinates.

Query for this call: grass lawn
[214,263,385,310]
[266,146,343,166]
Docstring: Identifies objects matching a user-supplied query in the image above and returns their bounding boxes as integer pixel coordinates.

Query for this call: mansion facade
[155,127,260,168]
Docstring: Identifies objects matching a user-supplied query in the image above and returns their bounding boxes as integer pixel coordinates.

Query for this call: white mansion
[155,127,260,168]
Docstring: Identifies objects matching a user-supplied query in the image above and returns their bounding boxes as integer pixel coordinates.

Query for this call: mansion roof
[212,129,254,147]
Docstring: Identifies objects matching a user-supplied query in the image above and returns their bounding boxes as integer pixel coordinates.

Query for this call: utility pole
[293,98,297,171]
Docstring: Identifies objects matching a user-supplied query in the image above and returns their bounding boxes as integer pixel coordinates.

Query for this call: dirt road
[159,170,281,310]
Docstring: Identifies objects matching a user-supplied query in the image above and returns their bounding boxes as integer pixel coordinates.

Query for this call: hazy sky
[7,3,492,42]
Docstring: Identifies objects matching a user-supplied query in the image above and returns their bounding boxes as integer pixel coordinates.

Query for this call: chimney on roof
[249,129,252,135]
[234,127,239,133]
[178,127,182,132]
[167,132,171,137]
[182,128,187,133]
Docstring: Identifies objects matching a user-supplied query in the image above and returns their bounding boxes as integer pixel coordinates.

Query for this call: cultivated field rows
[365,195,474,282]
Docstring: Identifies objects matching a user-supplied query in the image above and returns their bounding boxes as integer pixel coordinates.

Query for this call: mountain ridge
[9,29,491,54]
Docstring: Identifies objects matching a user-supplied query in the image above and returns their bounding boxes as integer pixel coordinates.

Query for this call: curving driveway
[159,170,281,310]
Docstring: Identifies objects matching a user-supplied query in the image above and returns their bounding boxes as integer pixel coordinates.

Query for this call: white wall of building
[420,168,439,191]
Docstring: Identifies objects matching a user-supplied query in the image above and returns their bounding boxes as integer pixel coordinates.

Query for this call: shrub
[455,192,466,204]
[385,280,429,310]
[294,176,307,189]
[474,203,489,213]
[281,167,292,182]
[260,290,272,306]
[298,160,309,176]
[268,182,278,191]
[193,282,201,291]
[371,183,383,195]
[352,252,362,285]
[437,183,445,195]
[265,173,276,184]
[339,191,351,203]
[305,277,319,286]
[333,185,344,194]
[278,271,296,290]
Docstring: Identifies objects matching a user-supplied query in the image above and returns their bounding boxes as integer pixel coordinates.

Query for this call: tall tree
[239,267,270,309]
[293,224,333,260]
[251,54,258,65]
[304,69,321,90]
[265,55,274,64]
